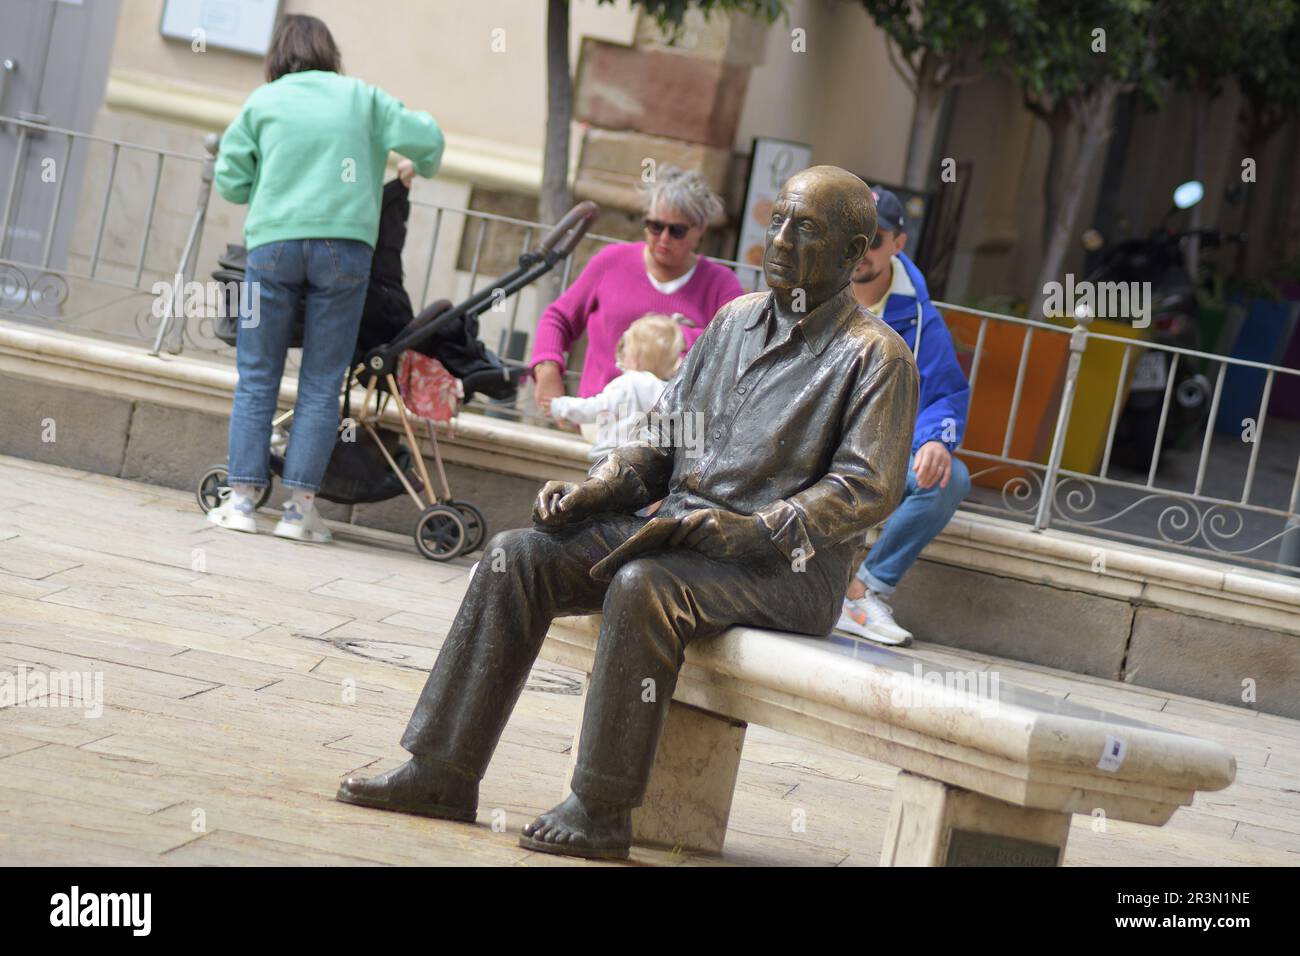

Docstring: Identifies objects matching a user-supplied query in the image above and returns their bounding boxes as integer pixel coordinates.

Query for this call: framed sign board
[160,0,282,57]
[733,137,813,291]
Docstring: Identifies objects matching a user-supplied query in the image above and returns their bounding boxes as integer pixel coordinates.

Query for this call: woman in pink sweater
[531,166,744,408]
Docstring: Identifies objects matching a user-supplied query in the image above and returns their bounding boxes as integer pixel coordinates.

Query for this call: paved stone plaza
[0,454,1297,866]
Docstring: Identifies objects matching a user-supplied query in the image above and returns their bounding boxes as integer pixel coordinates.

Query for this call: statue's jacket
[590,284,920,586]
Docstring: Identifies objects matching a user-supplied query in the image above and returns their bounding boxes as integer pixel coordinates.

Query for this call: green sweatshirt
[214,70,444,250]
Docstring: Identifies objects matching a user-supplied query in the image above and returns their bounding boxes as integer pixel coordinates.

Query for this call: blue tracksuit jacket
[874,252,970,454]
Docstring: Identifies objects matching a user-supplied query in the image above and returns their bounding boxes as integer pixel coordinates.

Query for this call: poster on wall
[733,138,813,292]
[160,0,282,57]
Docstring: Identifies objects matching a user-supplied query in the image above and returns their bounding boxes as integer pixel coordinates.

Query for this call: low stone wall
[4,320,1299,718]
[885,514,1300,718]
[0,371,558,543]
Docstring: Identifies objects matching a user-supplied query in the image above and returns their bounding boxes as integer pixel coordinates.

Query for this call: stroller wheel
[447,499,487,554]
[414,505,466,561]
[196,464,272,514]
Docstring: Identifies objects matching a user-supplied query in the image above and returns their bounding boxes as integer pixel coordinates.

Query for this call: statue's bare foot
[336,757,477,822]
[519,792,631,860]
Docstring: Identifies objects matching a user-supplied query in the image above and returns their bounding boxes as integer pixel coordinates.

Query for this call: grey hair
[639,165,726,228]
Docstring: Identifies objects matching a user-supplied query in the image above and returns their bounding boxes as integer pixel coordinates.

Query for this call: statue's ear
[845,232,869,264]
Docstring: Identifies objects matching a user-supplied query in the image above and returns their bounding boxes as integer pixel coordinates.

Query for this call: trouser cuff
[281,479,321,492]
[571,764,643,808]
[400,746,481,785]
[860,568,896,595]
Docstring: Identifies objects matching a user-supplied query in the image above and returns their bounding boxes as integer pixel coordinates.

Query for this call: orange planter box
[943,308,1070,490]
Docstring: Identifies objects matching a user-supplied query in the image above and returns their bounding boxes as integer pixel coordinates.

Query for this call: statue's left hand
[667,508,768,560]
[532,479,612,528]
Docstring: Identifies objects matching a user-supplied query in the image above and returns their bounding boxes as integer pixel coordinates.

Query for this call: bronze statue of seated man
[336,165,919,860]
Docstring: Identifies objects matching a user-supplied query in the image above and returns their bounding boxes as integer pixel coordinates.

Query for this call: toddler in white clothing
[550,313,684,463]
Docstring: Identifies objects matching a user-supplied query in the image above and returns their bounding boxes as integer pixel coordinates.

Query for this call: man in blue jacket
[836,187,971,646]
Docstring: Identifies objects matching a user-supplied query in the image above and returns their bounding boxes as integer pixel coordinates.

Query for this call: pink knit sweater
[529,242,745,397]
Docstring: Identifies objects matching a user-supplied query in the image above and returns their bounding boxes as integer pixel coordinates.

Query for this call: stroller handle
[539,201,600,259]
[363,201,601,380]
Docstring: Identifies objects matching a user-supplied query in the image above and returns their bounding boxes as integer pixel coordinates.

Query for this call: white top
[551,369,668,463]
[646,259,697,295]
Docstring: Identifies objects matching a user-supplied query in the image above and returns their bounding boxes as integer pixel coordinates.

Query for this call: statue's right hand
[532,480,609,528]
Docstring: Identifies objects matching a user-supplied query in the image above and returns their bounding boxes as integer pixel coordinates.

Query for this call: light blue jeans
[227,238,372,491]
[855,452,971,594]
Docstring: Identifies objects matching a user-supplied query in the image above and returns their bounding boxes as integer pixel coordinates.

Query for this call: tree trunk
[537,0,573,312]
[1038,105,1070,253]
[902,52,943,192]
[1184,95,1209,278]
[1235,102,1265,277]
[1030,87,1119,322]
[541,0,573,227]
[1235,101,1283,279]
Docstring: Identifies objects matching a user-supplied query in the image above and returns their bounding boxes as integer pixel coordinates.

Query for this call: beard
[852,263,885,284]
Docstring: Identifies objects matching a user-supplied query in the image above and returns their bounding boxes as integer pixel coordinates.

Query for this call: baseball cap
[870,186,907,234]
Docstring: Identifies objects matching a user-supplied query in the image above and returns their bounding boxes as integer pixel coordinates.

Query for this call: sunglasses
[644,218,691,240]
[869,232,886,251]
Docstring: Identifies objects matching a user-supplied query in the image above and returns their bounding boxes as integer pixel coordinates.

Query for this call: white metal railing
[0,115,211,351]
[939,301,1300,574]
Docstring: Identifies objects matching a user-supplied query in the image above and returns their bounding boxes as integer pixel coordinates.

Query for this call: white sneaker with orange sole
[834,592,913,647]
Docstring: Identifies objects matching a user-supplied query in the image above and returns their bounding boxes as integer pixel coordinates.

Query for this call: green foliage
[1157,0,1293,98]
[596,0,788,42]
[958,292,1028,318]
[1234,0,1300,133]
[1003,0,1162,115]
[857,0,1006,66]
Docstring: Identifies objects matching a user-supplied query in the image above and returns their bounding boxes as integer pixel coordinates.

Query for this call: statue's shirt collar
[744,285,860,358]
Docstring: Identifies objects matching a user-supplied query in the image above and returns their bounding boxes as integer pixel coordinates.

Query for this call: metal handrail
[0,114,209,161]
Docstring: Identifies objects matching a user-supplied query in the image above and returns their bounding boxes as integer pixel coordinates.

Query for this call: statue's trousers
[400,514,843,806]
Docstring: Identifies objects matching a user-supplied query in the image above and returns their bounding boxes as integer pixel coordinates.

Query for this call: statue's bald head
[781,166,878,248]
[764,166,877,305]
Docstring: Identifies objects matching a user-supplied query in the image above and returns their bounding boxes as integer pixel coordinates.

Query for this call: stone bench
[541,615,1236,866]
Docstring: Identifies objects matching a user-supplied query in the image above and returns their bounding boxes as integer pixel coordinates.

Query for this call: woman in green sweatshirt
[209,14,444,544]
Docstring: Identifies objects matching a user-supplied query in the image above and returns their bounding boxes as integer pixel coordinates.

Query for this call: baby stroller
[196,179,599,561]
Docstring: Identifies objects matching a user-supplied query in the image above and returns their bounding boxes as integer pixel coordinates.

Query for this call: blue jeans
[855,452,971,594]
[227,238,372,492]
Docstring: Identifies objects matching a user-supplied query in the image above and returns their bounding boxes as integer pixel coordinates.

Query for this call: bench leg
[880,771,1071,867]
[565,682,746,855]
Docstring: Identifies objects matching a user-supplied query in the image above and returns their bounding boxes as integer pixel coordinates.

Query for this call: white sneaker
[835,592,913,647]
[273,501,333,543]
[207,494,258,533]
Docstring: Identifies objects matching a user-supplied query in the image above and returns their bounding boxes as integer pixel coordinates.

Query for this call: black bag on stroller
[354,181,518,402]
[268,389,422,506]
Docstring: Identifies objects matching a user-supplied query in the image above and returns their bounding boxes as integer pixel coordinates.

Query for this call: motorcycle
[1079,180,1245,472]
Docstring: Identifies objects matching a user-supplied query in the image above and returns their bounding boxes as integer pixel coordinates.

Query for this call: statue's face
[763,180,841,295]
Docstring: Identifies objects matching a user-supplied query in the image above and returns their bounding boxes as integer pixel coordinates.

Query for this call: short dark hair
[265,14,342,83]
